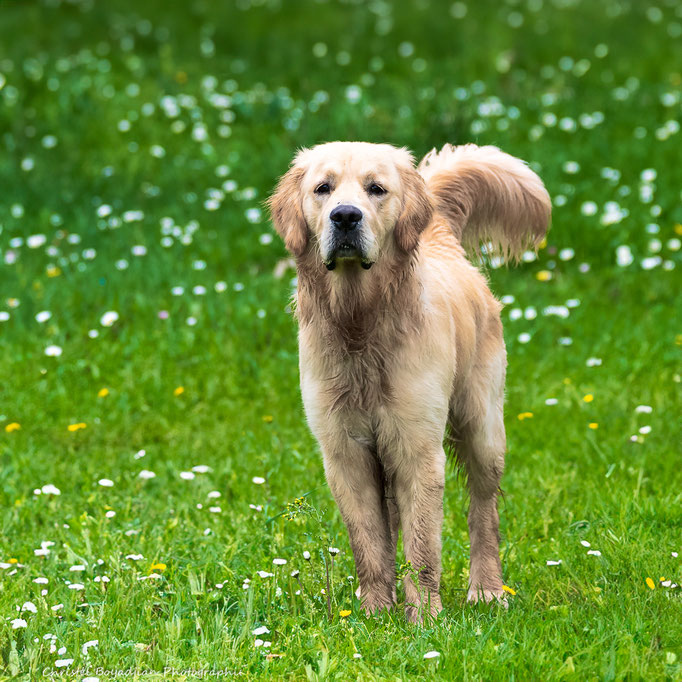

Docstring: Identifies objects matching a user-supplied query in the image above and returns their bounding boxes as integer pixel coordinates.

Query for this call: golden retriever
[268,141,550,622]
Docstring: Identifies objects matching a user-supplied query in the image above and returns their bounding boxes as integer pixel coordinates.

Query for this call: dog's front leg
[322,437,396,616]
[394,445,446,623]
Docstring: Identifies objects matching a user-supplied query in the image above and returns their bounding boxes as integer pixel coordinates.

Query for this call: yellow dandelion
[262,415,273,423]
[583,394,594,403]
[517,412,534,420]
[538,237,548,249]
[675,334,682,347]
[645,577,655,590]
[659,576,666,582]
[588,423,598,429]
[5,422,21,433]
[173,386,184,396]
[535,270,552,282]
[8,558,18,564]
[674,223,682,236]
[339,609,352,617]
[502,585,516,595]
[150,562,166,571]
[67,422,87,432]
[46,265,62,278]
[98,388,109,398]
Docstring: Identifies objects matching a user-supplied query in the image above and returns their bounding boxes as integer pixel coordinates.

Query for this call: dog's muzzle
[324,204,374,271]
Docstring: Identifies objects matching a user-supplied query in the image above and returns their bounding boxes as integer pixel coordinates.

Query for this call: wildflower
[583,394,594,403]
[646,577,655,590]
[502,585,516,595]
[55,659,74,668]
[98,388,109,397]
[587,550,601,556]
[46,266,61,277]
[546,560,562,566]
[589,423,599,429]
[517,412,533,420]
[150,562,166,571]
[339,609,351,617]
[173,386,184,396]
[635,405,653,414]
[252,476,265,485]
[11,618,28,629]
[5,422,20,432]
[262,415,273,423]
[535,270,552,281]
[45,345,63,357]
[138,470,156,479]
[273,558,287,566]
[67,423,87,432]
[98,479,114,487]
[82,640,98,655]
[100,311,119,327]
[252,626,270,635]
[328,547,340,555]
[303,551,311,561]
[423,651,440,659]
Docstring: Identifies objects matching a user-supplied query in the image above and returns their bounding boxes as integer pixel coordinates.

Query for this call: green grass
[1,0,681,679]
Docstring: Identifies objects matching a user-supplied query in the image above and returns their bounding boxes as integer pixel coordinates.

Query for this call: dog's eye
[367,183,387,196]
[314,183,331,195]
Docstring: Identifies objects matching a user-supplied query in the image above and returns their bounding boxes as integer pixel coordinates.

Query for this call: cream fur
[268,141,551,622]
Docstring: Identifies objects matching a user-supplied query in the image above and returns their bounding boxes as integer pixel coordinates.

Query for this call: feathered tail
[417,144,551,261]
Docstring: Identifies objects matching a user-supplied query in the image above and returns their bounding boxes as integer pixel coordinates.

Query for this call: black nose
[330,204,363,231]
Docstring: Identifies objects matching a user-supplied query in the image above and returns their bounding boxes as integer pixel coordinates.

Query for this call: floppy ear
[395,165,434,252]
[267,165,308,257]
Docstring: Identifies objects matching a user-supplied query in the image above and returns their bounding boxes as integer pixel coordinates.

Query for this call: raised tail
[417,144,551,261]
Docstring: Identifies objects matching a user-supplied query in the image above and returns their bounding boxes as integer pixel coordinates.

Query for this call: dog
[268,141,550,622]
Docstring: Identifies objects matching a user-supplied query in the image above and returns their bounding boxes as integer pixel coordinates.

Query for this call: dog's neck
[295,249,421,352]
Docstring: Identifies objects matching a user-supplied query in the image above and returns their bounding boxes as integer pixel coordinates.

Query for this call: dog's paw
[360,592,395,617]
[466,587,508,608]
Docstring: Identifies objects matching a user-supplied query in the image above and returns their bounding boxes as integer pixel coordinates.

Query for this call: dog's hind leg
[452,348,507,606]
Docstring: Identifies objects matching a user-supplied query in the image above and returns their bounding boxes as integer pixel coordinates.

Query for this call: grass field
[1,0,681,679]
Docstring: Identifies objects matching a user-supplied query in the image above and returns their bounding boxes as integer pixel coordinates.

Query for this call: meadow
[1,0,681,679]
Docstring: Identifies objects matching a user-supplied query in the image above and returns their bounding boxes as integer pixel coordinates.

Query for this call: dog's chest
[300,323,400,415]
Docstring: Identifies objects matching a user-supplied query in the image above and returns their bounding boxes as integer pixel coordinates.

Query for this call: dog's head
[268,142,433,270]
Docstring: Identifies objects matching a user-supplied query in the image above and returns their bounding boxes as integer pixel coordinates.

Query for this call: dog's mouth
[324,244,374,271]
